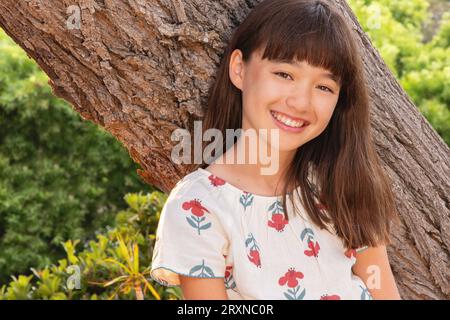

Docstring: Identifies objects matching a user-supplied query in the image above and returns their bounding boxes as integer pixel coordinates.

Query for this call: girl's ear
[229,49,244,91]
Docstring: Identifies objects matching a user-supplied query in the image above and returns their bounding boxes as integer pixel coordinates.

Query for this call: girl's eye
[274,72,335,93]
[317,85,334,93]
[274,72,293,80]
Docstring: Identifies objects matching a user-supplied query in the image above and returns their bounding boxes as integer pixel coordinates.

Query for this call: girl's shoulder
[170,168,210,196]
[166,167,227,208]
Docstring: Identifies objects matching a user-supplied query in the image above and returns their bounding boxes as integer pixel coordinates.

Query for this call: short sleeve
[355,245,369,253]
[150,179,230,287]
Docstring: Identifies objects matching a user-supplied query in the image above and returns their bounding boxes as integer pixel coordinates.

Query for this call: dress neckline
[196,167,294,200]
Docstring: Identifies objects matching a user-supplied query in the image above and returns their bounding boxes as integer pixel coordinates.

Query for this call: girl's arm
[179,276,229,300]
[352,244,402,300]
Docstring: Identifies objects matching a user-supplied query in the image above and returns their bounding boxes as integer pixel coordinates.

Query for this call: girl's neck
[206,137,295,196]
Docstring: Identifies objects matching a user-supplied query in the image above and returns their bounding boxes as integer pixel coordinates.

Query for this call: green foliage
[348,0,450,146]
[0,30,154,281]
[0,191,181,300]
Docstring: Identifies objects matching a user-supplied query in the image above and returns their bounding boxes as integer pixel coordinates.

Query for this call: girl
[150,0,401,300]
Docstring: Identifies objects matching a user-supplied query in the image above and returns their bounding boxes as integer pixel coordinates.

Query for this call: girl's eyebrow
[271,58,341,84]
[322,72,341,85]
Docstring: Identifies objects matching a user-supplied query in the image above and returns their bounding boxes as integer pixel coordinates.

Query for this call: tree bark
[0,0,448,299]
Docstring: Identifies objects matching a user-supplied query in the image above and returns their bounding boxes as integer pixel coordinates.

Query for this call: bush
[0,30,153,282]
[348,0,450,146]
[0,191,181,300]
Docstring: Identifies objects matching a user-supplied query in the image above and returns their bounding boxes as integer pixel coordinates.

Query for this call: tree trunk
[0,0,448,300]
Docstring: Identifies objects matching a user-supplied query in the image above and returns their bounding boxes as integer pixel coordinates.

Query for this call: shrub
[0,191,182,300]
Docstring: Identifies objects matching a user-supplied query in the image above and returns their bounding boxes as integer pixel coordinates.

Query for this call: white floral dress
[150,168,372,300]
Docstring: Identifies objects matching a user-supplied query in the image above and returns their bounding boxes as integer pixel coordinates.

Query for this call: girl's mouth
[270,110,309,133]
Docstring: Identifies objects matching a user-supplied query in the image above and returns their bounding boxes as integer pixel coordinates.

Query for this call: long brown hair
[199,0,400,250]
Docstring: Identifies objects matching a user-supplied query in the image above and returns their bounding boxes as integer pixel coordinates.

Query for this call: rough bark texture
[0,0,448,299]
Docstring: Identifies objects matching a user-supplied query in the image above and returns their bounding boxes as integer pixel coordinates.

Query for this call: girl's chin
[266,139,305,153]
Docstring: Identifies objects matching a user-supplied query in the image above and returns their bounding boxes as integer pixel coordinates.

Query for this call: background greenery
[0,0,448,299]
[349,0,449,145]
[0,31,154,283]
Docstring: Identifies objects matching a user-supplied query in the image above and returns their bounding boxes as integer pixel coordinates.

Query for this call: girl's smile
[270,110,310,133]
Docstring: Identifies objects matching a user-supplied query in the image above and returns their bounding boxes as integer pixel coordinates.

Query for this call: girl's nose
[286,85,312,111]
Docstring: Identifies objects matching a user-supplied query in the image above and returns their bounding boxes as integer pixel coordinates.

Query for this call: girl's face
[229,47,341,154]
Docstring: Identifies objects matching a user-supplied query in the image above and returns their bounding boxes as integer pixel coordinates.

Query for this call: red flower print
[245,233,261,268]
[225,265,233,278]
[208,174,225,187]
[278,267,304,288]
[344,248,356,259]
[224,265,237,290]
[247,249,261,268]
[182,199,210,217]
[268,213,289,232]
[320,294,341,300]
[304,240,320,257]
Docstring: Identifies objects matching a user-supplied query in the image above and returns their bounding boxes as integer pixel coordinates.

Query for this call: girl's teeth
[271,111,304,128]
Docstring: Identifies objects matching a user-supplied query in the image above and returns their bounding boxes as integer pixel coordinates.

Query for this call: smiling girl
[150,0,402,300]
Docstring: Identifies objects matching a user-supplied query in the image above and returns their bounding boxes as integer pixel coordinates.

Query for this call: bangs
[251,1,355,87]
